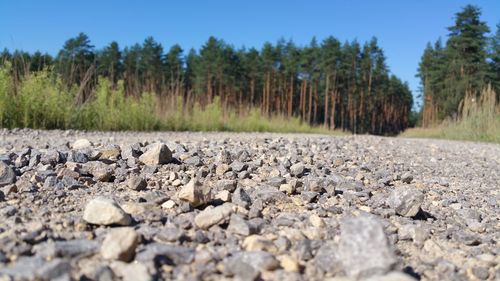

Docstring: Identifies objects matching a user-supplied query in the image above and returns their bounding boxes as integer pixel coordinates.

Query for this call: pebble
[177,179,211,207]
[194,203,233,229]
[83,198,132,226]
[338,213,396,278]
[387,187,424,217]
[138,143,172,165]
[101,227,139,262]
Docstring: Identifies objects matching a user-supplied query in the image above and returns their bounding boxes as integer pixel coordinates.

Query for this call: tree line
[417,5,499,127]
[1,34,413,134]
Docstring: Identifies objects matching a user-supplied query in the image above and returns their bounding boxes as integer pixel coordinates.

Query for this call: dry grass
[401,85,500,143]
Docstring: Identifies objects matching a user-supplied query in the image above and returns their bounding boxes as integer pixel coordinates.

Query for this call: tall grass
[401,85,500,143]
[0,65,336,134]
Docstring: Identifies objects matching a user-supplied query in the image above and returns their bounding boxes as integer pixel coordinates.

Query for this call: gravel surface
[0,129,498,281]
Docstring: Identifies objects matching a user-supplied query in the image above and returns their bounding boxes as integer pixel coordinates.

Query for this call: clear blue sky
[1,0,499,107]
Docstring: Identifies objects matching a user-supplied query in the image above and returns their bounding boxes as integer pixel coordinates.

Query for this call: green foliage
[0,63,16,127]
[17,70,73,129]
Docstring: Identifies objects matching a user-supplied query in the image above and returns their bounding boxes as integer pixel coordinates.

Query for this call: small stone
[242,235,277,253]
[127,176,147,191]
[138,143,172,165]
[35,239,99,259]
[339,213,396,278]
[279,183,295,195]
[309,214,324,228]
[177,179,211,207]
[161,200,176,209]
[231,161,248,172]
[401,172,413,184]
[218,179,237,192]
[230,251,280,271]
[227,214,251,236]
[73,139,92,149]
[232,187,251,209]
[83,198,132,226]
[0,161,16,187]
[194,203,233,229]
[86,161,114,182]
[278,255,300,272]
[101,227,139,262]
[290,163,305,177]
[216,164,231,176]
[387,187,424,217]
[110,261,152,281]
[100,144,121,160]
[215,190,231,202]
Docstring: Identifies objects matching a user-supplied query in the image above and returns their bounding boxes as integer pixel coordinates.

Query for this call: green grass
[401,86,500,144]
[0,65,340,134]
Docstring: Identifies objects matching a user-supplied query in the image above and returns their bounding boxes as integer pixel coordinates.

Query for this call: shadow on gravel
[403,266,421,280]
[412,209,436,221]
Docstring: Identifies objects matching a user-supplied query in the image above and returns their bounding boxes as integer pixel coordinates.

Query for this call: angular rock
[100,144,122,160]
[85,161,114,182]
[290,163,305,177]
[177,178,211,207]
[232,187,251,208]
[338,213,396,278]
[127,176,147,191]
[83,198,132,226]
[101,227,139,262]
[0,161,16,187]
[387,187,424,217]
[138,143,172,165]
[227,214,251,236]
[194,203,233,229]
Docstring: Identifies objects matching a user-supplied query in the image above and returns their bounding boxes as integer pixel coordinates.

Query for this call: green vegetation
[416,5,498,126]
[405,5,499,143]
[0,64,336,133]
[1,32,412,135]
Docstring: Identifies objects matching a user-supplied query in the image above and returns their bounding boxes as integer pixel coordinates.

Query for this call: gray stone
[314,241,341,274]
[0,161,16,187]
[224,258,260,281]
[83,198,132,226]
[138,143,172,165]
[338,213,396,278]
[185,156,203,166]
[194,203,233,229]
[227,214,251,236]
[290,163,305,177]
[135,243,195,265]
[85,161,114,182]
[121,143,142,159]
[230,251,280,271]
[387,187,424,217]
[101,227,139,262]
[232,187,251,209]
[127,176,147,191]
[35,239,99,258]
[231,161,248,172]
[401,172,413,184]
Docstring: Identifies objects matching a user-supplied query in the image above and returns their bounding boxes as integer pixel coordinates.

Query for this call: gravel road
[0,129,498,281]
